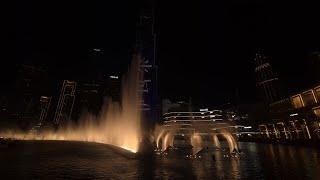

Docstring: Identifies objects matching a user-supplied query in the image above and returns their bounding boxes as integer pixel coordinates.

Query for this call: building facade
[38,96,51,125]
[254,52,282,104]
[76,80,103,117]
[53,80,77,126]
[136,7,160,125]
[260,84,320,141]
[163,109,224,134]
[104,75,121,102]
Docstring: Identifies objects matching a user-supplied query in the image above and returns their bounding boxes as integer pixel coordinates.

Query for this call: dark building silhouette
[254,51,282,104]
[306,51,320,86]
[73,75,121,121]
[9,64,49,129]
[76,80,104,118]
[135,6,160,126]
[104,75,121,102]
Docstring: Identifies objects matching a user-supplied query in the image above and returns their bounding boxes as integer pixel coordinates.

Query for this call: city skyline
[1,1,320,106]
[1,1,320,179]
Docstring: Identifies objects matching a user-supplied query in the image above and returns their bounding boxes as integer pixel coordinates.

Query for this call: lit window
[301,90,316,106]
[315,87,320,101]
[291,95,304,108]
[313,107,320,117]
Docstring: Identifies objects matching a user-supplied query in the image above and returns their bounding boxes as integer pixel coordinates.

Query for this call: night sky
[2,1,320,106]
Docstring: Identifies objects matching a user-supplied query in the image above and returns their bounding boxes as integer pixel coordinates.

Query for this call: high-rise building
[254,51,282,104]
[11,64,48,129]
[136,6,160,124]
[29,96,52,132]
[76,80,103,116]
[53,80,77,126]
[104,75,121,102]
[38,96,51,125]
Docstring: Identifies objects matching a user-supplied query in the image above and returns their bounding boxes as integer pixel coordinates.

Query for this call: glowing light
[290,113,298,117]
[110,75,119,79]
[121,146,137,153]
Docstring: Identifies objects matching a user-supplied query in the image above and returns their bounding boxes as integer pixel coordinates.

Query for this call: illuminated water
[190,133,203,154]
[156,129,238,154]
[1,141,320,179]
[1,55,143,153]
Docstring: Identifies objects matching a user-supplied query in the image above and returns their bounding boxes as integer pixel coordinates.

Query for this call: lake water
[1,141,320,179]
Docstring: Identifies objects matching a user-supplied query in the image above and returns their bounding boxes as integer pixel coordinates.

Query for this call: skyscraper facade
[104,75,121,102]
[53,80,77,126]
[38,96,51,125]
[76,80,103,117]
[136,7,159,125]
[254,51,282,104]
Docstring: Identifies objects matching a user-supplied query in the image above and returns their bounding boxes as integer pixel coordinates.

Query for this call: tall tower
[254,51,282,104]
[136,5,159,125]
[53,80,77,126]
[38,96,51,125]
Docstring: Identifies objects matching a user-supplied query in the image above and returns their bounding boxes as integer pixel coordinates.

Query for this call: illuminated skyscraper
[254,51,282,104]
[29,96,52,132]
[53,80,77,125]
[38,96,51,125]
[136,6,160,124]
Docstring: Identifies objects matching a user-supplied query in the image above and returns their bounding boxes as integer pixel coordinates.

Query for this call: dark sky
[2,0,320,106]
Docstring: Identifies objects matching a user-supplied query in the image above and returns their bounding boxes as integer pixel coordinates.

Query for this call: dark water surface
[1,141,320,179]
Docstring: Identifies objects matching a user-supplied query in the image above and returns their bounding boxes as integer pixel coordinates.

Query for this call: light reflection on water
[0,141,320,179]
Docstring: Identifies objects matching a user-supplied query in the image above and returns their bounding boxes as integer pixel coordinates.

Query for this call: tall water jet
[220,131,238,153]
[212,134,221,148]
[155,128,165,149]
[100,54,143,152]
[162,131,175,151]
[1,54,144,153]
[190,132,203,155]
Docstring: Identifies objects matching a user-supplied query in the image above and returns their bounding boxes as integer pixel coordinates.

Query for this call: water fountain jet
[0,55,144,153]
[190,132,203,155]
[220,131,238,153]
[212,133,221,148]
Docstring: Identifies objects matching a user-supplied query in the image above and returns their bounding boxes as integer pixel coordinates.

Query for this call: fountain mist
[155,126,165,149]
[220,131,238,153]
[190,132,203,155]
[162,131,175,151]
[1,55,144,153]
[212,134,221,148]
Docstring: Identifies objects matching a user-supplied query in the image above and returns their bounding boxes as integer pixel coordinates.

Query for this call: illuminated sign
[110,76,118,79]
[200,108,208,112]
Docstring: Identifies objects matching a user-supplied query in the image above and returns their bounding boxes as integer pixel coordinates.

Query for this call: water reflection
[1,141,320,179]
